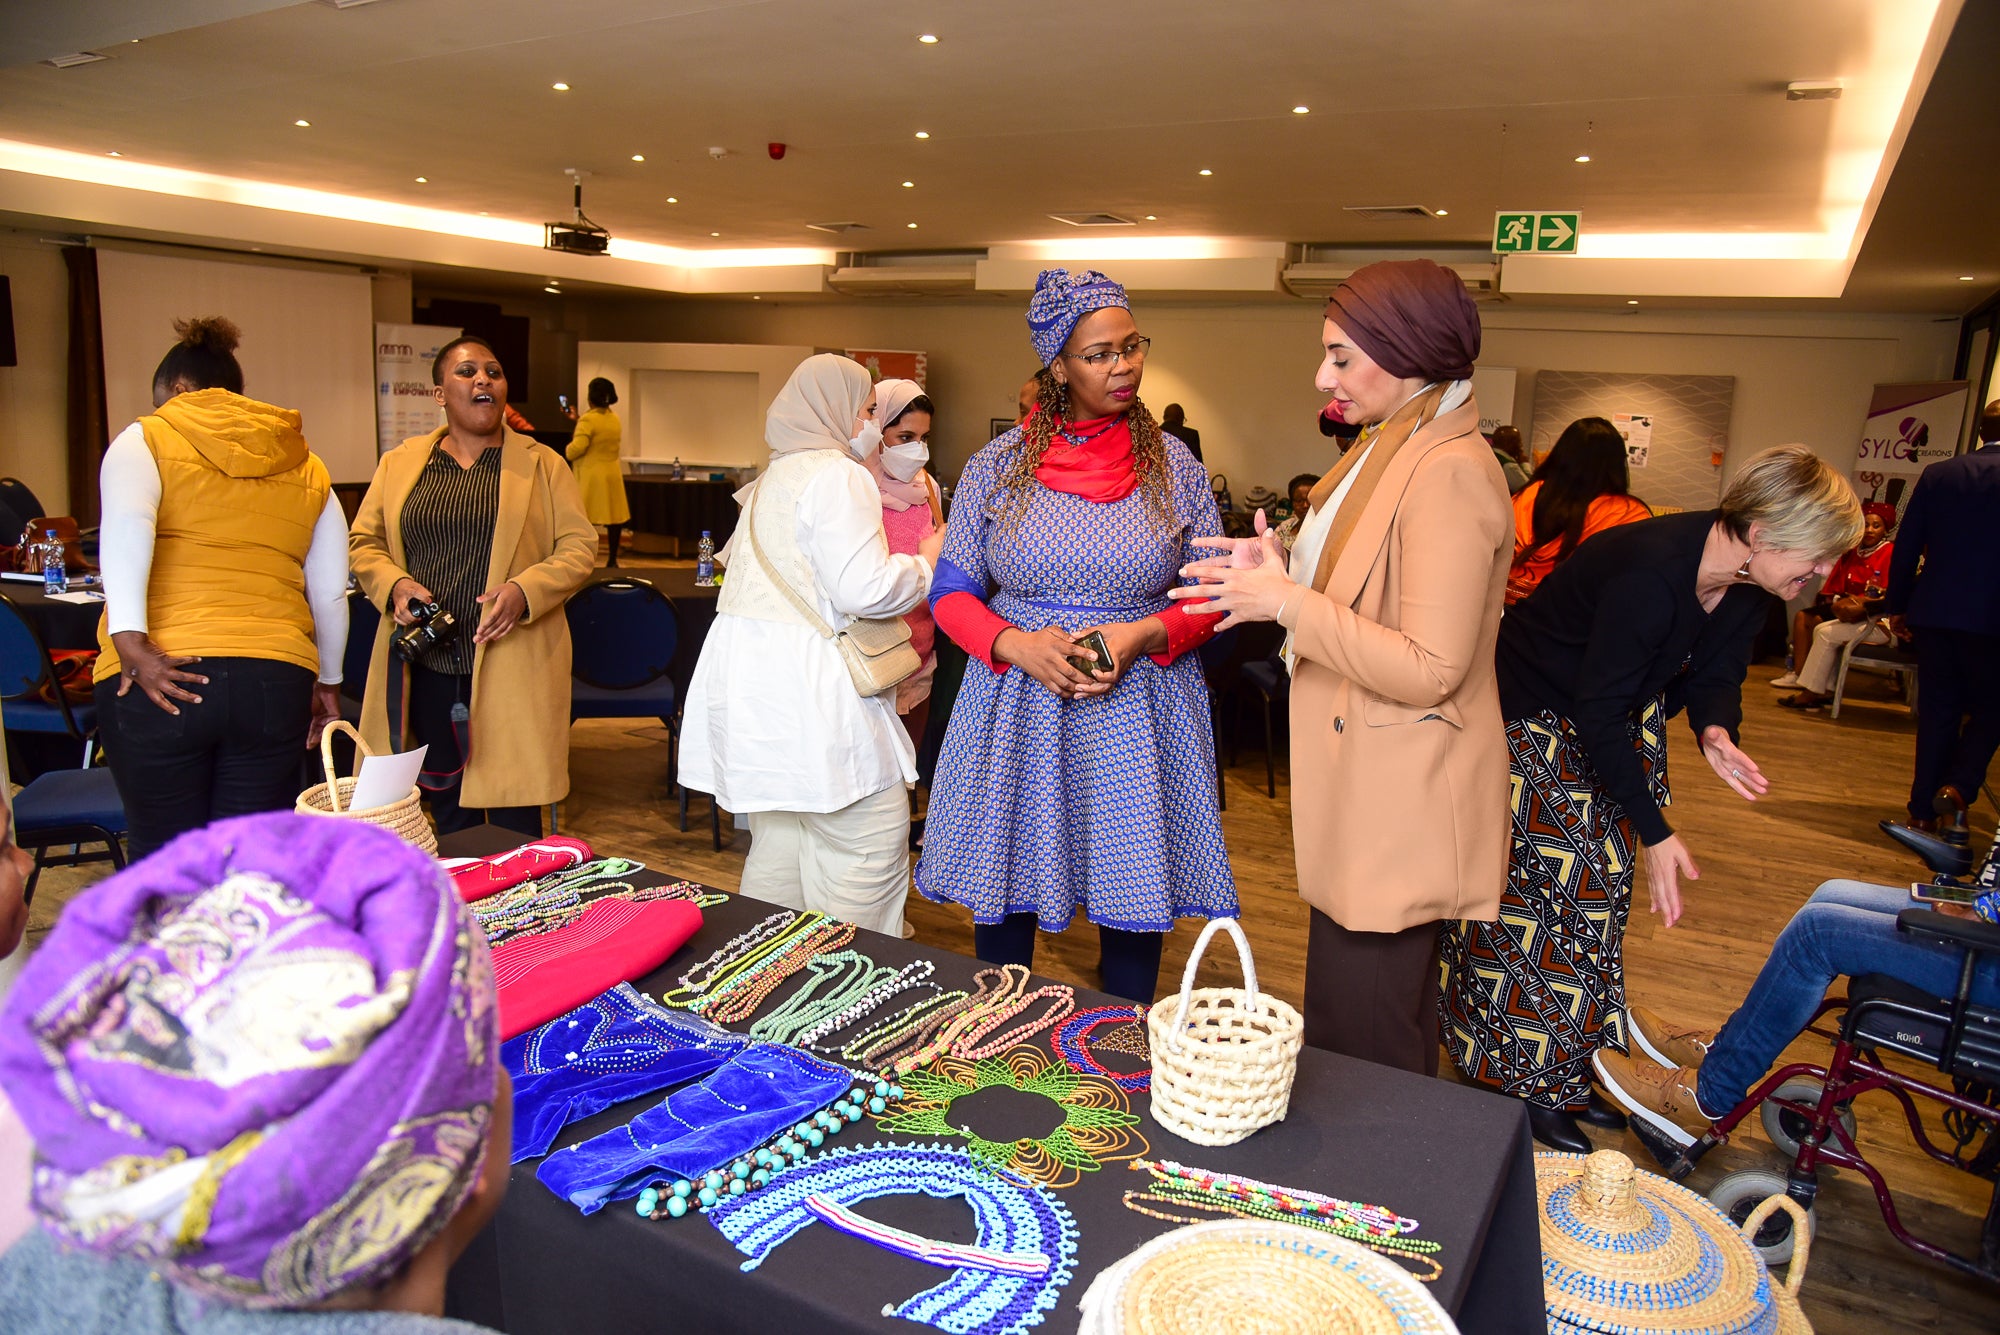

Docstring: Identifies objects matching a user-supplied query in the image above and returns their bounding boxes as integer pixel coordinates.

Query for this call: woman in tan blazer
[350,335,597,835]
[1173,259,1512,1075]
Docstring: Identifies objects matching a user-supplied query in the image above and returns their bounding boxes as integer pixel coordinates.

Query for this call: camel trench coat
[350,426,598,808]
[1278,397,1513,931]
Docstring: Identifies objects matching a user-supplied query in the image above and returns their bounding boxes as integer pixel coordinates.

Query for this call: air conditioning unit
[827,265,977,296]
[1281,261,1501,301]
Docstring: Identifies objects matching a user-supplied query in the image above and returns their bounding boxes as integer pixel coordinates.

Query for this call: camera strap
[385,661,473,792]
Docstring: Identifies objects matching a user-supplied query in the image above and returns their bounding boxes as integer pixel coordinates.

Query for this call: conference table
[441,827,1544,1335]
[623,477,739,557]
[2,575,104,651]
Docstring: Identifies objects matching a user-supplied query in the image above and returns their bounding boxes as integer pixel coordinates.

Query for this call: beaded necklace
[887,966,1030,1077]
[1052,1005,1151,1092]
[747,950,882,1045]
[484,880,723,948]
[473,857,649,941]
[951,985,1076,1061]
[657,912,817,1010]
[841,987,971,1069]
[794,960,938,1052]
[702,919,858,1024]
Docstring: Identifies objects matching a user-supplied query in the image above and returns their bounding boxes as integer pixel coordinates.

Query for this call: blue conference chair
[12,766,127,902]
[565,577,721,849]
[0,592,99,767]
[1238,655,1290,799]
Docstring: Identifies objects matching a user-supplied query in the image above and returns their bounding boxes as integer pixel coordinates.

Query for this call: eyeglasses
[1063,337,1152,370]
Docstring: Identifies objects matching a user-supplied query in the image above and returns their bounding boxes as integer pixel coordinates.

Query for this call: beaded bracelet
[952,986,1076,1061]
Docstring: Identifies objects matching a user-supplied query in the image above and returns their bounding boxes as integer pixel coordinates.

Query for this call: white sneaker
[1769,672,1800,689]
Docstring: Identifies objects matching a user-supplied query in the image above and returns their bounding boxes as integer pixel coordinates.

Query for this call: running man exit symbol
[1493,211,1581,254]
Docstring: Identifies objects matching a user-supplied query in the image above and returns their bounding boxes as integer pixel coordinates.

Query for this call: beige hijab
[766,353,872,457]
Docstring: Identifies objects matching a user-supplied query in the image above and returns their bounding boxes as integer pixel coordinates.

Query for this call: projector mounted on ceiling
[545,169,610,256]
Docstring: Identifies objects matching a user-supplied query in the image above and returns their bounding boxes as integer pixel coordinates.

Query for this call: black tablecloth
[1,579,103,651]
[441,828,1542,1333]
[624,478,738,550]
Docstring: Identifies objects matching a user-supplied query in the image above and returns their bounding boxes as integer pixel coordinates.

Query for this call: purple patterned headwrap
[1026,268,1131,366]
[1324,259,1482,382]
[0,813,497,1308]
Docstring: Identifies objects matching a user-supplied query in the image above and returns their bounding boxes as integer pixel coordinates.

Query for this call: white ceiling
[0,0,1992,312]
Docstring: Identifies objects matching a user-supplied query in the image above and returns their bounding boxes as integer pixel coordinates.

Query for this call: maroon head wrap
[1324,259,1481,382]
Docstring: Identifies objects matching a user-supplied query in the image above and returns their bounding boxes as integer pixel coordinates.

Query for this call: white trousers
[740,783,910,936]
[1798,617,1892,695]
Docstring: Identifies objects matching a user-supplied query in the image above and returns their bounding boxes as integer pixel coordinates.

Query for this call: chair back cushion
[0,596,52,701]
[565,579,677,690]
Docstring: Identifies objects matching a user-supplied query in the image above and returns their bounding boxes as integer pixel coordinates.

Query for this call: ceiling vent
[1283,261,1500,301]
[43,52,108,68]
[1047,212,1137,228]
[1342,205,1437,221]
[828,265,978,296]
[807,221,871,235]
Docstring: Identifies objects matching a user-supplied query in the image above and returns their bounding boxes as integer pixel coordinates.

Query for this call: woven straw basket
[1741,1195,1814,1335]
[296,720,437,856]
[1146,917,1303,1147]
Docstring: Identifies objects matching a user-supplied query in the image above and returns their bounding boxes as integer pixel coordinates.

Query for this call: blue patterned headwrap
[1026,269,1130,366]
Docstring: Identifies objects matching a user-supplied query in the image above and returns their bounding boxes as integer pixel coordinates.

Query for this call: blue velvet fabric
[536,1041,854,1214]
[503,983,747,1163]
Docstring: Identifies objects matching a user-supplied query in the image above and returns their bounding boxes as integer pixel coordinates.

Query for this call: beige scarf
[1302,384,1450,593]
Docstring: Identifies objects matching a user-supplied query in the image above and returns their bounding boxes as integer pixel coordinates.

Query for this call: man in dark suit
[1886,398,2000,827]
[1158,403,1202,462]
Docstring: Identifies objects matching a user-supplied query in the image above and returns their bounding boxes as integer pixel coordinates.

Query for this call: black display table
[623,478,738,557]
[441,828,1543,1334]
[1,579,103,651]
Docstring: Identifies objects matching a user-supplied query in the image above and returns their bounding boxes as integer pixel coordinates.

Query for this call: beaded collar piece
[1053,1005,1151,1092]
[708,1142,1078,1335]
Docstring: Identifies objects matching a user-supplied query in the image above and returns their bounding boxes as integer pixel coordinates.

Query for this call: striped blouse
[399,443,500,674]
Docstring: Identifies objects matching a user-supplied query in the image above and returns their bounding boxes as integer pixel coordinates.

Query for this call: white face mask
[847,418,883,460]
[880,438,929,481]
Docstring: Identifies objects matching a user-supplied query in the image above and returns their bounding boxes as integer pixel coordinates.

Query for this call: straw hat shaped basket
[1145,917,1303,1147]
[296,720,437,856]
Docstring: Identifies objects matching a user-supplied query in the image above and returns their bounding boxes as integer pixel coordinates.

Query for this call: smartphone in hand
[1068,629,1114,676]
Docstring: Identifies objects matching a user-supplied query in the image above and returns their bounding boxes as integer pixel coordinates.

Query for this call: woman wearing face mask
[864,378,946,744]
[680,355,943,934]
[917,269,1235,1003]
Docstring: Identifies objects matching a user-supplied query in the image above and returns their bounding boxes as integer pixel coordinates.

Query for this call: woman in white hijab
[680,355,944,932]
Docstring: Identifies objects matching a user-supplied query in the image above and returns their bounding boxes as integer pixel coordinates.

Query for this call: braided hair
[992,366,1173,534]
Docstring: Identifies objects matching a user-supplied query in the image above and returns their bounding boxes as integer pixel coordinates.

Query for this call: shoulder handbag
[743,482,921,698]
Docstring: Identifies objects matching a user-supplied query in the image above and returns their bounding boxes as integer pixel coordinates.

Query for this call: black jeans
[405,664,542,838]
[95,657,314,860]
[972,912,1166,1003]
[1909,626,2000,819]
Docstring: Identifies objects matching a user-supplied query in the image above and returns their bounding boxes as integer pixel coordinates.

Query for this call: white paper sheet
[349,745,428,812]
[47,590,106,604]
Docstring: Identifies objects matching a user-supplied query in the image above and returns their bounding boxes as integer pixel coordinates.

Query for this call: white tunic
[679,449,933,814]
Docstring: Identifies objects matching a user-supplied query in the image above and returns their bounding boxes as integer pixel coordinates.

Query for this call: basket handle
[1740,1193,1811,1297]
[317,719,375,816]
[1170,918,1259,1030]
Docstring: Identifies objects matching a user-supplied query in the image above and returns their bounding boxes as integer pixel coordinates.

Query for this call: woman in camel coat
[1174,259,1512,1076]
[351,336,597,834]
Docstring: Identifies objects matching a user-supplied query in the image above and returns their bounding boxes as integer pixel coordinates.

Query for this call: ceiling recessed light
[631,154,645,162]
[479,210,490,216]
[918,33,938,44]
[906,222,919,229]
[1627,299,1639,305]
[293,119,311,127]
[902,180,914,188]
[544,283,561,294]
[752,294,762,300]
[1293,106,1310,115]
[414,176,427,183]
[1198,168,1213,176]
[1960,275,1977,282]
[710,231,721,237]
[1574,154,1591,163]
[1434,208,1448,216]
[106,150,121,157]
[667,196,679,204]
[914,131,930,139]
[1144,214,1157,221]
[551,82,570,91]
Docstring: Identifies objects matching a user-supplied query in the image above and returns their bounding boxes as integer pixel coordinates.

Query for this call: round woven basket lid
[1077,1219,1458,1335]
[1537,1150,1777,1335]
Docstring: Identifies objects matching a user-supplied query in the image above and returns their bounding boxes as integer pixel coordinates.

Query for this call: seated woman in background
[566,376,631,567]
[1490,423,1530,494]
[1505,415,1653,605]
[865,378,945,748]
[1773,502,1895,702]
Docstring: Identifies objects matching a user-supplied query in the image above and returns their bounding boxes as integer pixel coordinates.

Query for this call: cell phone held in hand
[1910,880,1981,906]
[1068,629,1114,676]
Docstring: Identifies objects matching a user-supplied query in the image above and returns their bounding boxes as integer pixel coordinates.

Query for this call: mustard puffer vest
[95,389,332,683]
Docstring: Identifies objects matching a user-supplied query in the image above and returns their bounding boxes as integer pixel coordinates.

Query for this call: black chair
[565,577,722,849]
[0,478,46,528]
[0,592,99,767]
[12,767,127,902]
[1238,656,1289,798]
[1197,625,1242,812]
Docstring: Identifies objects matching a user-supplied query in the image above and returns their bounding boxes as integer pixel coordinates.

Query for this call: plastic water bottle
[40,529,67,595]
[695,530,716,586]
[670,456,686,481]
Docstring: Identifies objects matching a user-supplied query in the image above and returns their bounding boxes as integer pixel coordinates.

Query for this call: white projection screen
[95,247,377,482]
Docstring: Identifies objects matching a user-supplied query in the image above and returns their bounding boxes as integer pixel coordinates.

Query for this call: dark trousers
[1909,627,2000,820]
[973,912,1165,1004]
[95,657,314,860]
[406,664,542,838]
[1303,908,1442,1077]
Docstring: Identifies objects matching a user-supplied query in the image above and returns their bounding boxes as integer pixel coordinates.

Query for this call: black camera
[392,599,460,662]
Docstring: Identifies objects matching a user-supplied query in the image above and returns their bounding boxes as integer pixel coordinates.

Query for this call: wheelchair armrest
[1897,907,2000,955]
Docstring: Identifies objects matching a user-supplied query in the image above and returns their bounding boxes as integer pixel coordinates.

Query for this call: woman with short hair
[1438,444,1863,1150]
[1506,415,1653,604]
[566,376,631,566]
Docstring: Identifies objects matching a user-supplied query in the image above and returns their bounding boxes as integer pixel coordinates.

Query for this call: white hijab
[766,353,872,458]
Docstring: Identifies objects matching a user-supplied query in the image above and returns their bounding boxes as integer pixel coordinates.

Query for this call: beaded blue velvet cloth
[504,983,748,1162]
[708,1143,1077,1335]
[537,1042,853,1214]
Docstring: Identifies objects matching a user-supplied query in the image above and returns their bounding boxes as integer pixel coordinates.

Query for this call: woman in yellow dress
[567,376,631,565]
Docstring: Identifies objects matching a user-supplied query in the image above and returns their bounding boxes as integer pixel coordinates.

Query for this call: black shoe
[1578,1090,1628,1130]
[1528,1105,1593,1153]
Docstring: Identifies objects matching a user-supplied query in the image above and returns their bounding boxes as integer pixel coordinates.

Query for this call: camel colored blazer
[1278,397,1513,931]
[350,427,597,809]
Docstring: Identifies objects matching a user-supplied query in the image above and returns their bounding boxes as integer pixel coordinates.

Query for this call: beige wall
[0,232,71,515]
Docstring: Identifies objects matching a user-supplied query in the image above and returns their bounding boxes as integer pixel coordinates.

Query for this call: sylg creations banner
[1853,381,1970,530]
[375,323,462,456]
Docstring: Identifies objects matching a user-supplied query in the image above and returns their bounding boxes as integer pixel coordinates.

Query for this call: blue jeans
[1696,879,2000,1114]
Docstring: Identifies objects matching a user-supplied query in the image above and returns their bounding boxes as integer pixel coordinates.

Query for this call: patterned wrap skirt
[1438,698,1670,1111]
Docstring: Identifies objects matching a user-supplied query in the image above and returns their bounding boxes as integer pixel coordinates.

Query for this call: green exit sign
[1493,211,1581,254]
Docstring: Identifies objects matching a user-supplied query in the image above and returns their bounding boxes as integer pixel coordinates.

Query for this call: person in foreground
[1171,258,1510,1071]
[1437,445,1863,1152]
[1595,878,2000,1147]
[0,812,510,1334]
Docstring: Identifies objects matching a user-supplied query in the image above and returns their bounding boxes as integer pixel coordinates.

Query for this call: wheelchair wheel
[1708,1169,1814,1267]
[1759,1076,1856,1161]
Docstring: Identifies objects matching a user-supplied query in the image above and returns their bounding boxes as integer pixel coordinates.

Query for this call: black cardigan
[1495,509,1770,845]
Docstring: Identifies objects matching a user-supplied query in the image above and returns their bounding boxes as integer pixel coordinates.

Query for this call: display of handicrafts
[1054,1005,1151,1092]
[708,1143,1079,1335]
[1120,1158,1443,1281]
[873,1046,1146,1189]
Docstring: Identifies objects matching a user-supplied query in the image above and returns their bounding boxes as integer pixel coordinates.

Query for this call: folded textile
[537,1042,852,1214]
[492,896,702,1040]
[441,835,595,903]
[504,983,747,1162]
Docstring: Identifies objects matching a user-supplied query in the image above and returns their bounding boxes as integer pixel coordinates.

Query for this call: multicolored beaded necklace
[1053,1005,1151,1092]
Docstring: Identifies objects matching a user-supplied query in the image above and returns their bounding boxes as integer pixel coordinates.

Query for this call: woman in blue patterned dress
[917,269,1236,1002]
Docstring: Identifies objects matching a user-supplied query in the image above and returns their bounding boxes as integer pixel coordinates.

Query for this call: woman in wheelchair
[1595,877,2000,1148]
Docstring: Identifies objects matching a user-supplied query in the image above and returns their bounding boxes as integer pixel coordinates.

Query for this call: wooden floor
[14,557,1998,1329]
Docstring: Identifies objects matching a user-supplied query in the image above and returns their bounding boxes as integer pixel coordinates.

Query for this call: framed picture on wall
[988,418,1016,442]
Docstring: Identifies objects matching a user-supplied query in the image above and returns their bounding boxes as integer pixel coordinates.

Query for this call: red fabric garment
[491,897,702,1039]
[1033,413,1138,502]
[1148,600,1222,664]
[935,590,1012,672]
[1822,541,1893,598]
[442,835,595,903]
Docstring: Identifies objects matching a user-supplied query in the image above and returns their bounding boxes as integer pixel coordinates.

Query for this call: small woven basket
[1741,1195,1814,1335]
[296,720,437,856]
[1146,917,1303,1147]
